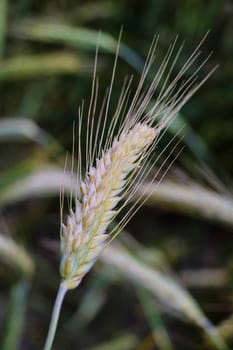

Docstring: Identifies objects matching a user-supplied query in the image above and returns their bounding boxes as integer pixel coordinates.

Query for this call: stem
[43,283,67,350]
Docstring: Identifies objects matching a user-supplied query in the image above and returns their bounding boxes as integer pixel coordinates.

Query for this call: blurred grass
[137,287,173,350]
[0,117,52,143]
[86,334,139,350]
[0,232,34,278]
[0,1,233,349]
[101,243,227,350]
[9,20,144,70]
[2,281,30,350]
[0,0,7,58]
[0,52,92,80]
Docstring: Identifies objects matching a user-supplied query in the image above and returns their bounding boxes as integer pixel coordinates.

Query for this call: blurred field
[0,1,233,349]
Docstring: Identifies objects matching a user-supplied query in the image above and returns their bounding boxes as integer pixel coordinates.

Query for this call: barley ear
[43,34,218,350]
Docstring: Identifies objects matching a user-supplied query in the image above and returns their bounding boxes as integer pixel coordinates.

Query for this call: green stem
[43,283,67,350]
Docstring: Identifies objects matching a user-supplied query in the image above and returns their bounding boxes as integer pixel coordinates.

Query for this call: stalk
[43,283,67,350]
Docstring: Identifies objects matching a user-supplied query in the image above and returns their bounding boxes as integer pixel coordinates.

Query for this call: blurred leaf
[86,334,139,350]
[137,180,233,229]
[0,166,73,205]
[0,160,45,196]
[0,52,92,80]
[0,232,34,277]
[101,243,228,350]
[0,0,7,58]
[0,117,51,144]
[137,286,173,350]
[1,281,30,350]
[9,20,144,70]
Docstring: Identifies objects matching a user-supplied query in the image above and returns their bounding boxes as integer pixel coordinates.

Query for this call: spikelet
[60,35,214,290]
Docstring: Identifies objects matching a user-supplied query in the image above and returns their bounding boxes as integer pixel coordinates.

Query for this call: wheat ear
[43,34,216,350]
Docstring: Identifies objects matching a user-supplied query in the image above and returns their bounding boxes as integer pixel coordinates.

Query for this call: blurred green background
[0,1,233,349]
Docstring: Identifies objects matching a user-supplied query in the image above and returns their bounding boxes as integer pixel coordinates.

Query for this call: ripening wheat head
[60,35,214,290]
